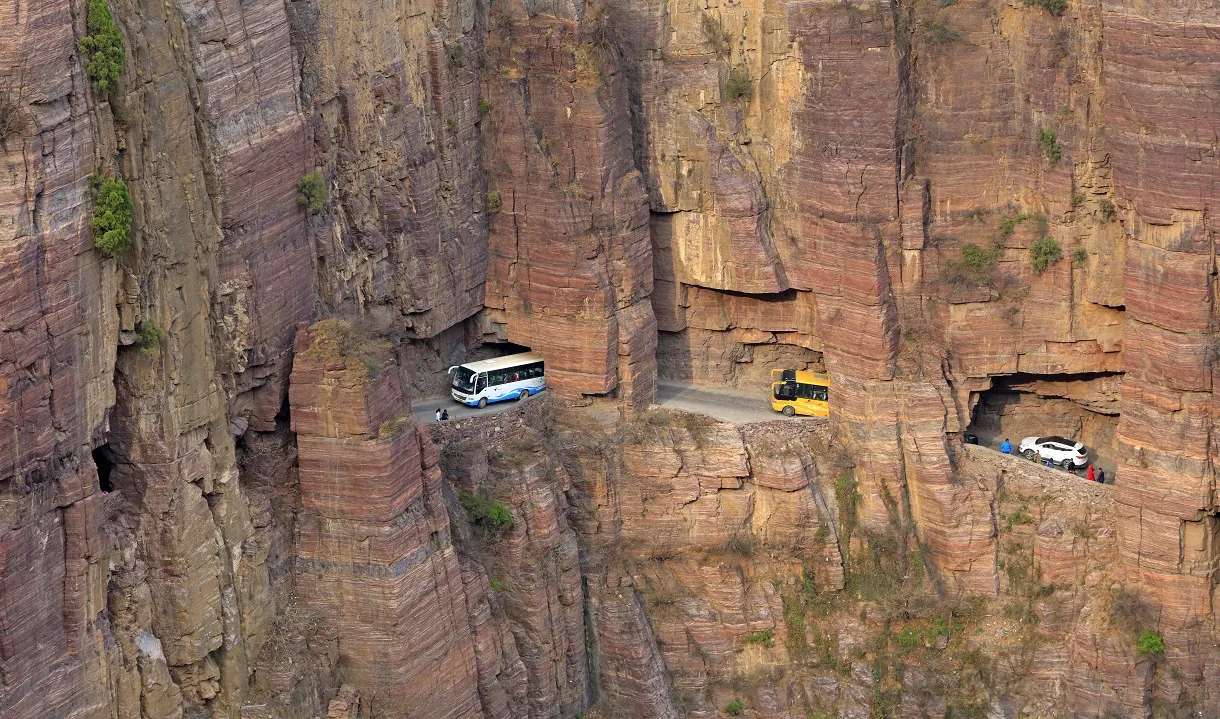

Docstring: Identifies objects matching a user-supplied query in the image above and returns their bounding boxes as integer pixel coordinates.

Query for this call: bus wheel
[478,398,488,408]
[782,405,796,417]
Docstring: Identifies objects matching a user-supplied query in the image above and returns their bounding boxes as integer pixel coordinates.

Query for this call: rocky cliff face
[1,0,1217,716]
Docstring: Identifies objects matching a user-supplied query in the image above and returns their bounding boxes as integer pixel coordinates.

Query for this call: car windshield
[452,367,476,392]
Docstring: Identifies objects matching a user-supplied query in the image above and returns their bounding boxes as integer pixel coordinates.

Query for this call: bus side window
[476,374,486,392]
[813,387,828,401]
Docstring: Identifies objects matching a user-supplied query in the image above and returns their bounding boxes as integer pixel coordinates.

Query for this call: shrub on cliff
[1135,629,1165,656]
[725,699,743,716]
[79,0,126,96]
[135,320,166,357]
[923,21,962,44]
[1037,127,1062,163]
[724,66,752,103]
[1099,198,1116,221]
[487,190,502,213]
[745,629,774,647]
[835,474,861,542]
[944,242,997,286]
[88,173,134,257]
[581,3,625,65]
[1029,236,1062,274]
[445,42,466,68]
[1022,0,1067,15]
[297,170,326,214]
[460,491,514,537]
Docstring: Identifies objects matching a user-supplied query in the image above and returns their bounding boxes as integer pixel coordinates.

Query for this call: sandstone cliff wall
[2,0,1218,714]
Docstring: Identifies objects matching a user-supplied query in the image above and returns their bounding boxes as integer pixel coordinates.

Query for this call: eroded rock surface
[1,0,1218,714]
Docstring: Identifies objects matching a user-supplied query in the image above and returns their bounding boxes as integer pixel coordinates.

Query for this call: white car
[1019,435,1088,469]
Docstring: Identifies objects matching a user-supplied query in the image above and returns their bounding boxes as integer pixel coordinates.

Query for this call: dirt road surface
[414,380,792,425]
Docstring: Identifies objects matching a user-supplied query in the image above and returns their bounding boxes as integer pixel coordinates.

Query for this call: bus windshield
[452,366,477,392]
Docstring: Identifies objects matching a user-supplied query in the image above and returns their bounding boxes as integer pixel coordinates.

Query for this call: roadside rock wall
[482,2,657,405]
[288,321,529,717]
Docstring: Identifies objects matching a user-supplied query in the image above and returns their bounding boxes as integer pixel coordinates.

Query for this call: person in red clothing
[1087,465,1095,482]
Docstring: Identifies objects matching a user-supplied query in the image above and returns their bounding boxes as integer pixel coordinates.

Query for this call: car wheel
[1022,449,1036,460]
[478,398,488,408]
[1061,459,1075,470]
[782,405,796,417]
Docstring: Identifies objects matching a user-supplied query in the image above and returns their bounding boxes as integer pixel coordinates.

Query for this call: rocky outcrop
[563,408,1141,717]
[300,0,489,339]
[440,425,591,718]
[482,2,656,405]
[288,320,528,717]
[2,0,1218,713]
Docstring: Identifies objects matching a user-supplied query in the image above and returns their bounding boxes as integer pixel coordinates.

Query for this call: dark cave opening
[478,340,532,357]
[93,444,117,493]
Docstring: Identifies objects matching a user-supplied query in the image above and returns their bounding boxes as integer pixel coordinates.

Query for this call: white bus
[448,352,546,408]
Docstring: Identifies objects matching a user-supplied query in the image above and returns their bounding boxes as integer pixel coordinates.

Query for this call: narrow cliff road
[655,380,786,424]
[414,380,791,425]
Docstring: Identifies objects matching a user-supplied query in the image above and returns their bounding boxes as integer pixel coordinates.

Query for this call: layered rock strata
[482,2,657,405]
[287,321,528,717]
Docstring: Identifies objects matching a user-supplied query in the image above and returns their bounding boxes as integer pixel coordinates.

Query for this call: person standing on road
[435,407,443,422]
[1087,465,1095,482]
[1097,467,1106,484]
[1001,438,1012,454]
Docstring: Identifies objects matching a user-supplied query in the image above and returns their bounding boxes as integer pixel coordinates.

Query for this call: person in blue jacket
[1000,438,1012,454]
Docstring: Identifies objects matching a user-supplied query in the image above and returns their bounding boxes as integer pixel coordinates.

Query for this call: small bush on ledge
[487,190,502,213]
[1022,0,1067,16]
[297,170,326,214]
[923,20,962,45]
[724,66,752,103]
[1135,629,1165,656]
[88,173,134,257]
[725,699,743,716]
[1037,127,1062,163]
[745,629,774,647]
[79,0,126,96]
[135,320,166,356]
[460,491,514,537]
[1029,236,1062,274]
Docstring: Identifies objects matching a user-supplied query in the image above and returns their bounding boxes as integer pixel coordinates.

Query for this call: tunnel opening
[93,444,117,493]
[476,340,532,358]
[967,372,1122,478]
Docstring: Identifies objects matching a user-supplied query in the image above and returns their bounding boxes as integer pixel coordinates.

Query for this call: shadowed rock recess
[0,0,1216,715]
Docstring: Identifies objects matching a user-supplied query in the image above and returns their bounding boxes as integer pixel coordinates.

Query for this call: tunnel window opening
[93,444,117,493]
[476,341,532,358]
[967,372,1122,479]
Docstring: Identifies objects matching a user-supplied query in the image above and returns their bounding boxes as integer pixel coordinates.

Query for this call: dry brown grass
[305,318,389,378]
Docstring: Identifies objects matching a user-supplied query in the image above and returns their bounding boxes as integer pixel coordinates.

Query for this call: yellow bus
[770,369,830,417]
